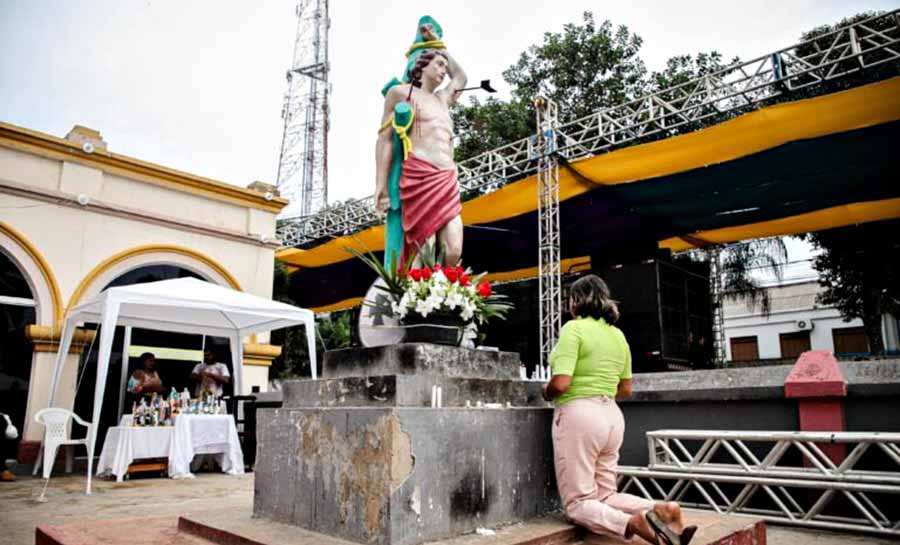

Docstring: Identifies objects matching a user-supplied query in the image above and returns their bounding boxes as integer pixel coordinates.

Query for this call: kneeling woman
[543,275,696,545]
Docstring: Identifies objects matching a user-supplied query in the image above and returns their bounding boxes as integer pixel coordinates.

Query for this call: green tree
[453,12,731,165]
[719,238,788,316]
[645,51,740,139]
[777,11,900,103]
[453,96,531,168]
[269,261,352,380]
[453,12,652,165]
[505,13,647,121]
[801,221,900,355]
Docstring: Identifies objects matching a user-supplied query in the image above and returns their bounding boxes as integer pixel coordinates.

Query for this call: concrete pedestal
[253,344,558,545]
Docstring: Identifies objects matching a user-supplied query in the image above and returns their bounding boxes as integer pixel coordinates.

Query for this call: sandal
[645,510,698,545]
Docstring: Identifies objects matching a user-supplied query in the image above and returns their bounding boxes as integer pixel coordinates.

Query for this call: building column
[241,343,282,394]
[18,325,94,463]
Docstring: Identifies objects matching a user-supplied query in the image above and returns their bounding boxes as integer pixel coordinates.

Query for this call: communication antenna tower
[276,0,330,218]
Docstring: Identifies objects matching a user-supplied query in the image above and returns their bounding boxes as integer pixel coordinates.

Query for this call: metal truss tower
[708,247,727,366]
[276,0,330,218]
[535,96,562,368]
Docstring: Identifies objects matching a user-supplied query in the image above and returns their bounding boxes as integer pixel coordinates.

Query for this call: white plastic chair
[32,408,92,479]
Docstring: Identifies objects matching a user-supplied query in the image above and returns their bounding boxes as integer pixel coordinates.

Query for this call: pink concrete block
[784,351,846,398]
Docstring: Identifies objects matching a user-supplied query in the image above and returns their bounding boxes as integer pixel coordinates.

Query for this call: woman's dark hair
[138,352,156,365]
[569,274,620,323]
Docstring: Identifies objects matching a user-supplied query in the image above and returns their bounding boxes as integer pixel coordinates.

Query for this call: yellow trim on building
[127,346,202,362]
[0,221,64,323]
[0,121,289,214]
[277,77,900,270]
[25,324,95,353]
[66,244,244,311]
[123,343,280,366]
[243,343,282,367]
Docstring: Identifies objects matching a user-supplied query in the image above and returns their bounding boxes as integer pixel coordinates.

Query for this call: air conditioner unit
[796,319,814,331]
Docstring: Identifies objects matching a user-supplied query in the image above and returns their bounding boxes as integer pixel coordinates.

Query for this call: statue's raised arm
[419,22,467,108]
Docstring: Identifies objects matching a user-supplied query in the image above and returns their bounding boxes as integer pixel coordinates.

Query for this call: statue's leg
[437,215,463,266]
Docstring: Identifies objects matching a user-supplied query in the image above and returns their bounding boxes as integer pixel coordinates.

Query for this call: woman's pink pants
[552,396,654,537]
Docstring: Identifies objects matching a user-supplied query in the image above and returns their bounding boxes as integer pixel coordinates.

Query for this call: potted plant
[346,241,512,346]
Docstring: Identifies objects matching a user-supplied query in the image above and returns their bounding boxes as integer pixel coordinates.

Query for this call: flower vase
[400,314,466,346]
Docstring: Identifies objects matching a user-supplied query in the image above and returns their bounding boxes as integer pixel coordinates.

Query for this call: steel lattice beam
[620,429,900,537]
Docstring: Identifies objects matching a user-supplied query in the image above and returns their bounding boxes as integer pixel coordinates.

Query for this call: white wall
[725,306,862,360]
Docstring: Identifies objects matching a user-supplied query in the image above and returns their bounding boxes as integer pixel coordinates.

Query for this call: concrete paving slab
[36,516,215,545]
[179,511,358,545]
[0,473,253,545]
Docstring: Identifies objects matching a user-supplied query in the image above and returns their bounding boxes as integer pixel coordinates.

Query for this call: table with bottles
[97,390,244,481]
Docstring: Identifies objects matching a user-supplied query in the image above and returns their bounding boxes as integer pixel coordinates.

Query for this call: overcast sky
[2,0,896,207]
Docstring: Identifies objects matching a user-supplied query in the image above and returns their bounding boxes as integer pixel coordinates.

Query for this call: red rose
[460,274,470,286]
[444,266,458,283]
[456,266,464,276]
[410,269,422,281]
[477,281,492,297]
[422,267,432,280]
[433,264,441,272]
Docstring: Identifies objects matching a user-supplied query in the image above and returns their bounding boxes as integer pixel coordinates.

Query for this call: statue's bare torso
[404,86,456,170]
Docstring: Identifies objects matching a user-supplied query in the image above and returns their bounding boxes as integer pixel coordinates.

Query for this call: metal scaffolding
[708,248,727,366]
[619,429,900,536]
[276,9,899,247]
[534,96,562,367]
[276,0,330,218]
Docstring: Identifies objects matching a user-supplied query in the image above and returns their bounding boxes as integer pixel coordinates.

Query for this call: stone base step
[35,510,764,545]
[579,510,766,545]
[36,516,215,545]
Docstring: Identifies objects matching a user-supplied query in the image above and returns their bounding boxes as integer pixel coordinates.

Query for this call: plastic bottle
[140,399,150,426]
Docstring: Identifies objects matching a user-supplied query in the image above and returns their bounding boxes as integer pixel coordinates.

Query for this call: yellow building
[0,121,286,464]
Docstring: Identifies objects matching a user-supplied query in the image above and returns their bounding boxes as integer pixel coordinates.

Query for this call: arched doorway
[0,251,36,463]
[73,264,235,449]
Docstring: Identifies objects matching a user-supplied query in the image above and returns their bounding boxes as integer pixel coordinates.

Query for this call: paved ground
[0,472,254,545]
[0,473,893,545]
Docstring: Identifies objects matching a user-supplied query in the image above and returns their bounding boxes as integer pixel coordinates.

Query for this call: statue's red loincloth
[399,153,462,265]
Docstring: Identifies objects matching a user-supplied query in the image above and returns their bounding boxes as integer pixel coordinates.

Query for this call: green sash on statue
[380,15,444,270]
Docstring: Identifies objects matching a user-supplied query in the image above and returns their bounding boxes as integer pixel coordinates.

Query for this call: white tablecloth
[97,426,173,482]
[170,414,244,478]
[96,414,244,481]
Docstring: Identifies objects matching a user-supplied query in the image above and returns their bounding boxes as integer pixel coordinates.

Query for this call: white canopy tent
[43,277,317,494]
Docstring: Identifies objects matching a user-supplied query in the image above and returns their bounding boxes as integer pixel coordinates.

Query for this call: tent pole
[86,300,120,495]
[230,333,243,396]
[117,326,132,425]
[47,318,76,408]
[305,315,317,380]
